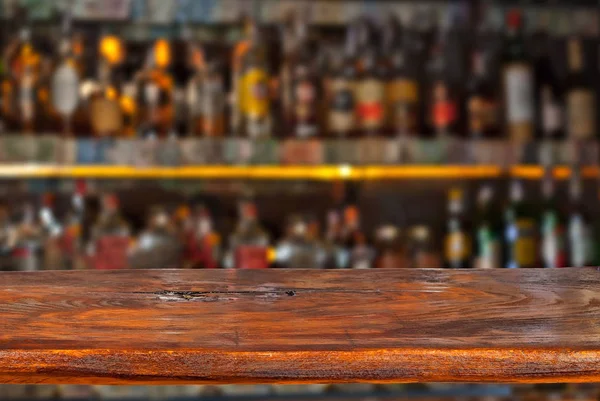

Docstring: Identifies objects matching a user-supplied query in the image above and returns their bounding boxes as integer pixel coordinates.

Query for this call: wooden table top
[1,268,600,384]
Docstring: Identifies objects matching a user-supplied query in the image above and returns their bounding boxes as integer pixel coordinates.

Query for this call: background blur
[1,0,600,399]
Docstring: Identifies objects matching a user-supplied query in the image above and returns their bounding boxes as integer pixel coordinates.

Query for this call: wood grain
[1,269,600,384]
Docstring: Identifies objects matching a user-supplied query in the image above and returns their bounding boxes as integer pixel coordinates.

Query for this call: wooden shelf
[0,164,595,180]
[2,269,600,384]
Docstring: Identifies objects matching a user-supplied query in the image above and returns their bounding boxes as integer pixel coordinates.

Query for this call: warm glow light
[99,36,124,65]
[154,39,171,68]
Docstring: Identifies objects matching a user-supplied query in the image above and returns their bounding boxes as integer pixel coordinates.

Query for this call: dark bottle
[225,200,271,269]
[408,225,441,269]
[288,14,320,139]
[444,188,471,269]
[473,185,502,269]
[467,51,500,139]
[502,9,534,141]
[533,28,563,139]
[384,16,420,137]
[566,167,592,267]
[504,179,538,268]
[274,215,326,269]
[565,37,596,140]
[326,27,357,138]
[354,18,387,137]
[426,25,460,137]
[374,225,408,269]
[198,59,226,137]
[539,166,566,268]
[341,205,374,269]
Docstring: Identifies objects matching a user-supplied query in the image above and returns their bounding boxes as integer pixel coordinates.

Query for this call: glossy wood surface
[1,268,600,384]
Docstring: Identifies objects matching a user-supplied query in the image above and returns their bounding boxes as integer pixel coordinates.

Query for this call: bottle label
[476,227,500,269]
[328,79,355,134]
[51,63,80,116]
[541,211,565,268]
[431,82,457,130]
[541,87,562,135]
[200,78,224,118]
[235,245,269,269]
[445,231,470,263]
[356,79,385,130]
[240,68,270,119]
[567,90,595,139]
[506,219,537,268]
[387,78,418,134]
[569,214,590,267]
[468,96,498,136]
[505,64,534,124]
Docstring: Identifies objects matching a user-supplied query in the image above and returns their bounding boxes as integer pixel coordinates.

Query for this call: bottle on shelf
[50,7,81,137]
[130,205,182,269]
[408,225,441,268]
[539,164,566,268]
[502,9,534,141]
[533,26,563,139]
[326,25,357,138]
[504,179,538,268]
[374,224,407,268]
[275,214,326,268]
[426,20,460,138]
[235,17,272,138]
[39,192,63,270]
[354,18,387,137]
[185,204,221,269]
[385,15,420,138]
[3,15,42,133]
[444,188,472,268]
[88,193,131,270]
[287,13,320,139]
[138,38,175,137]
[89,34,125,137]
[565,37,596,140]
[0,202,17,271]
[473,184,502,269]
[13,202,42,271]
[467,50,499,139]
[323,209,349,269]
[61,181,86,270]
[566,166,592,267]
[199,59,227,137]
[225,200,270,269]
[341,205,374,269]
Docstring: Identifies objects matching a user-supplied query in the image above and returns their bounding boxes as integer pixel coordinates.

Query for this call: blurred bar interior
[2,0,600,398]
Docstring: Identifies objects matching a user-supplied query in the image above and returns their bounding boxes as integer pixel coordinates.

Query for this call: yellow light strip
[0,165,594,180]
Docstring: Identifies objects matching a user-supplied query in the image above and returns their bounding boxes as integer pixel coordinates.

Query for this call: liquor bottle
[275,215,326,268]
[502,9,534,141]
[467,51,500,139]
[39,193,63,270]
[374,225,407,269]
[119,82,138,137]
[13,203,42,271]
[534,28,563,139]
[288,16,320,139]
[326,26,357,138]
[323,209,348,269]
[236,18,272,138]
[0,202,16,268]
[426,24,460,137]
[198,59,226,137]
[225,200,270,269]
[50,8,81,136]
[61,181,86,270]
[385,16,420,137]
[408,225,441,268]
[4,18,42,133]
[565,37,596,140]
[473,185,502,269]
[88,193,131,270]
[539,166,566,268]
[130,206,182,269]
[355,18,387,137]
[341,205,374,269]
[90,35,125,137]
[566,166,592,267]
[139,38,175,137]
[186,205,221,269]
[504,179,538,268]
[444,188,471,268]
